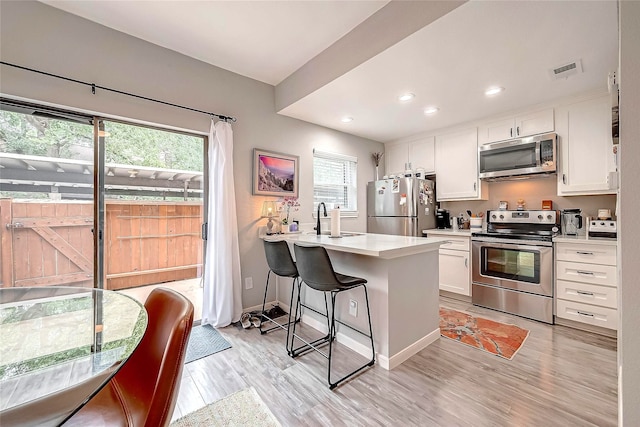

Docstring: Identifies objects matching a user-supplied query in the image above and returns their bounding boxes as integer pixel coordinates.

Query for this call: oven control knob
[538,214,543,220]
[491,214,497,219]
[499,214,504,219]
[547,214,553,220]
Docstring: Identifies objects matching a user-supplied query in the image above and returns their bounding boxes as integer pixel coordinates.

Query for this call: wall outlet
[349,299,358,317]
[244,277,253,290]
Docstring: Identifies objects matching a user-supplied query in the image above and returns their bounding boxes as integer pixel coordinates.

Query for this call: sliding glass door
[101,120,205,317]
[1,100,206,318]
[0,101,96,289]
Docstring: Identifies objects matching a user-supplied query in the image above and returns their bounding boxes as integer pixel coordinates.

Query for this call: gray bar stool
[291,243,375,389]
[261,240,300,352]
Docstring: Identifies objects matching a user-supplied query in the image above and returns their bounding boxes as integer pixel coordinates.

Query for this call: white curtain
[202,119,242,328]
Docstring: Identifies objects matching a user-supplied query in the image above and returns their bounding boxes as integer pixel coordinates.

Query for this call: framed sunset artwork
[252,149,299,197]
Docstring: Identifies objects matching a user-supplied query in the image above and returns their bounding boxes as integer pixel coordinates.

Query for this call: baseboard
[298,311,439,370]
[378,328,441,370]
[300,313,374,360]
[554,317,617,338]
[439,290,472,303]
[243,300,279,314]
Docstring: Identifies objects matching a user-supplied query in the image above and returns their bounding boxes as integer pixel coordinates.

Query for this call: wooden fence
[0,199,203,290]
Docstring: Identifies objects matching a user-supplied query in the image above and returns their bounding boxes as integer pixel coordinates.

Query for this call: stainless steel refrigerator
[367,177,436,236]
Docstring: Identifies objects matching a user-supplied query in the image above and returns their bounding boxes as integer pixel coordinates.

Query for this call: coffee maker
[435,208,451,229]
[561,208,583,235]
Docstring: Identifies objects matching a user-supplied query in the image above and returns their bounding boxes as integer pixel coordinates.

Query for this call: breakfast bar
[265,232,447,370]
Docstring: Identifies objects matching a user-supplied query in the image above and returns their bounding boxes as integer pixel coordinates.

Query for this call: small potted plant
[372,152,384,181]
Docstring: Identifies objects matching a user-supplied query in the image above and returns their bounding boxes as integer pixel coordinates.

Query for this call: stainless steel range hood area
[478,133,558,181]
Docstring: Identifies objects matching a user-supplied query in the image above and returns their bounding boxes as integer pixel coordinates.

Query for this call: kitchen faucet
[316,202,327,235]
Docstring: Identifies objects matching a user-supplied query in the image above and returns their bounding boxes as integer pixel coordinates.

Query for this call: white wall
[618,1,640,424]
[0,1,383,308]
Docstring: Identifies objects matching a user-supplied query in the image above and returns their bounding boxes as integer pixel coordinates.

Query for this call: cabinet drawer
[555,243,616,265]
[438,236,470,251]
[556,279,617,309]
[556,260,617,286]
[556,299,617,330]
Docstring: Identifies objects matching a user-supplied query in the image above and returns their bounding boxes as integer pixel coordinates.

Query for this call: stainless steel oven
[471,210,559,324]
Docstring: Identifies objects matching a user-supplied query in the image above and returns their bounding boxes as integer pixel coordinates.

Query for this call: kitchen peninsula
[264,232,447,370]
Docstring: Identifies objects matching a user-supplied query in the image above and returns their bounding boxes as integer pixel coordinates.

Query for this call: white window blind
[313,149,358,216]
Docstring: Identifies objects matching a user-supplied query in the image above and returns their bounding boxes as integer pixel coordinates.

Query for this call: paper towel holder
[330,206,342,237]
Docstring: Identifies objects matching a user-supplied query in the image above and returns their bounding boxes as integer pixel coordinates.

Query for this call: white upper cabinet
[409,136,435,174]
[385,136,435,176]
[385,142,409,176]
[556,94,617,195]
[435,128,488,200]
[478,108,555,144]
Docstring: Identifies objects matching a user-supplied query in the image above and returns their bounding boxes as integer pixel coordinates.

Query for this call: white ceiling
[39,0,388,85]
[40,1,619,143]
[281,0,619,142]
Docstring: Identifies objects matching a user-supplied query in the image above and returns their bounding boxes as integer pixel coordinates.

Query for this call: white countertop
[553,234,618,246]
[263,232,448,259]
[422,228,474,237]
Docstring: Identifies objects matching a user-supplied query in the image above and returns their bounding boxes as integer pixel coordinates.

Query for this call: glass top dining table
[0,287,148,427]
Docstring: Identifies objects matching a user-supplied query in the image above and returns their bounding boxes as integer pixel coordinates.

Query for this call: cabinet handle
[465,258,468,268]
[576,290,595,296]
[576,270,595,276]
[510,128,513,137]
[563,174,567,184]
[516,126,520,136]
[576,251,594,255]
[473,182,477,192]
[577,311,595,318]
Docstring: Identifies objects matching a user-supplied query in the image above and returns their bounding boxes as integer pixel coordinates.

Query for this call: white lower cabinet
[437,235,471,296]
[556,299,618,330]
[555,241,617,330]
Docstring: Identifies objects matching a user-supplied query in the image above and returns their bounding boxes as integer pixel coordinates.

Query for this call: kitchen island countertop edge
[263,232,448,259]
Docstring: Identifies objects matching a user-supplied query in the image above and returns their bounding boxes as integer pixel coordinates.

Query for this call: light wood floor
[172,296,617,426]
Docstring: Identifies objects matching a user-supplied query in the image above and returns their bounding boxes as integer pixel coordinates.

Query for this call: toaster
[588,220,617,239]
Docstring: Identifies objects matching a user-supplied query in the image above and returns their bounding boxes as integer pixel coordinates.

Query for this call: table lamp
[261,201,279,234]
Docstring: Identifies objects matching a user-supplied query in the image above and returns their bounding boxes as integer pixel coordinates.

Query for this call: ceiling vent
[549,59,583,80]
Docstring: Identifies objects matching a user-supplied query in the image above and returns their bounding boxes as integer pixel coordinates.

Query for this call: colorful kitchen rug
[439,308,530,360]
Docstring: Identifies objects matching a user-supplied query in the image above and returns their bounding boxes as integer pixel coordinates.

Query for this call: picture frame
[252,148,299,197]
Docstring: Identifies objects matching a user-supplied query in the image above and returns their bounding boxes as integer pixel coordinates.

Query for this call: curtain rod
[0,61,237,123]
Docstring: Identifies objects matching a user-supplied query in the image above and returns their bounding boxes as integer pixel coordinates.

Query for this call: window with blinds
[313,150,357,215]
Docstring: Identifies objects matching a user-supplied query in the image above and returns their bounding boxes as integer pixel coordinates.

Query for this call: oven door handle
[471,237,553,248]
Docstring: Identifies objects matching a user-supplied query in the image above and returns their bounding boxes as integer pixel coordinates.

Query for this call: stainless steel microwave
[478,132,557,180]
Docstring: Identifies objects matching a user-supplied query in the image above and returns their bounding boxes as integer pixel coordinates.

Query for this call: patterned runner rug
[171,387,280,427]
[439,308,530,360]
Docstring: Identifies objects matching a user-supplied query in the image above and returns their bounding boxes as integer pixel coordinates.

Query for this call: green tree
[104,121,203,171]
[0,111,203,172]
[0,111,92,158]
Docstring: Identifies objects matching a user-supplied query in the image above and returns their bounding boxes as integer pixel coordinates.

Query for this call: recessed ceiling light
[341,116,354,123]
[424,107,439,115]
[485,86,505,96]
[398,93,415,102]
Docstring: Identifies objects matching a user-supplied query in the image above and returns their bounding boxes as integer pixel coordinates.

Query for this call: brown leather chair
[65,287,194,427]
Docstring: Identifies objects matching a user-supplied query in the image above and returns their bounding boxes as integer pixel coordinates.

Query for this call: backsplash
[441,178,617,222]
